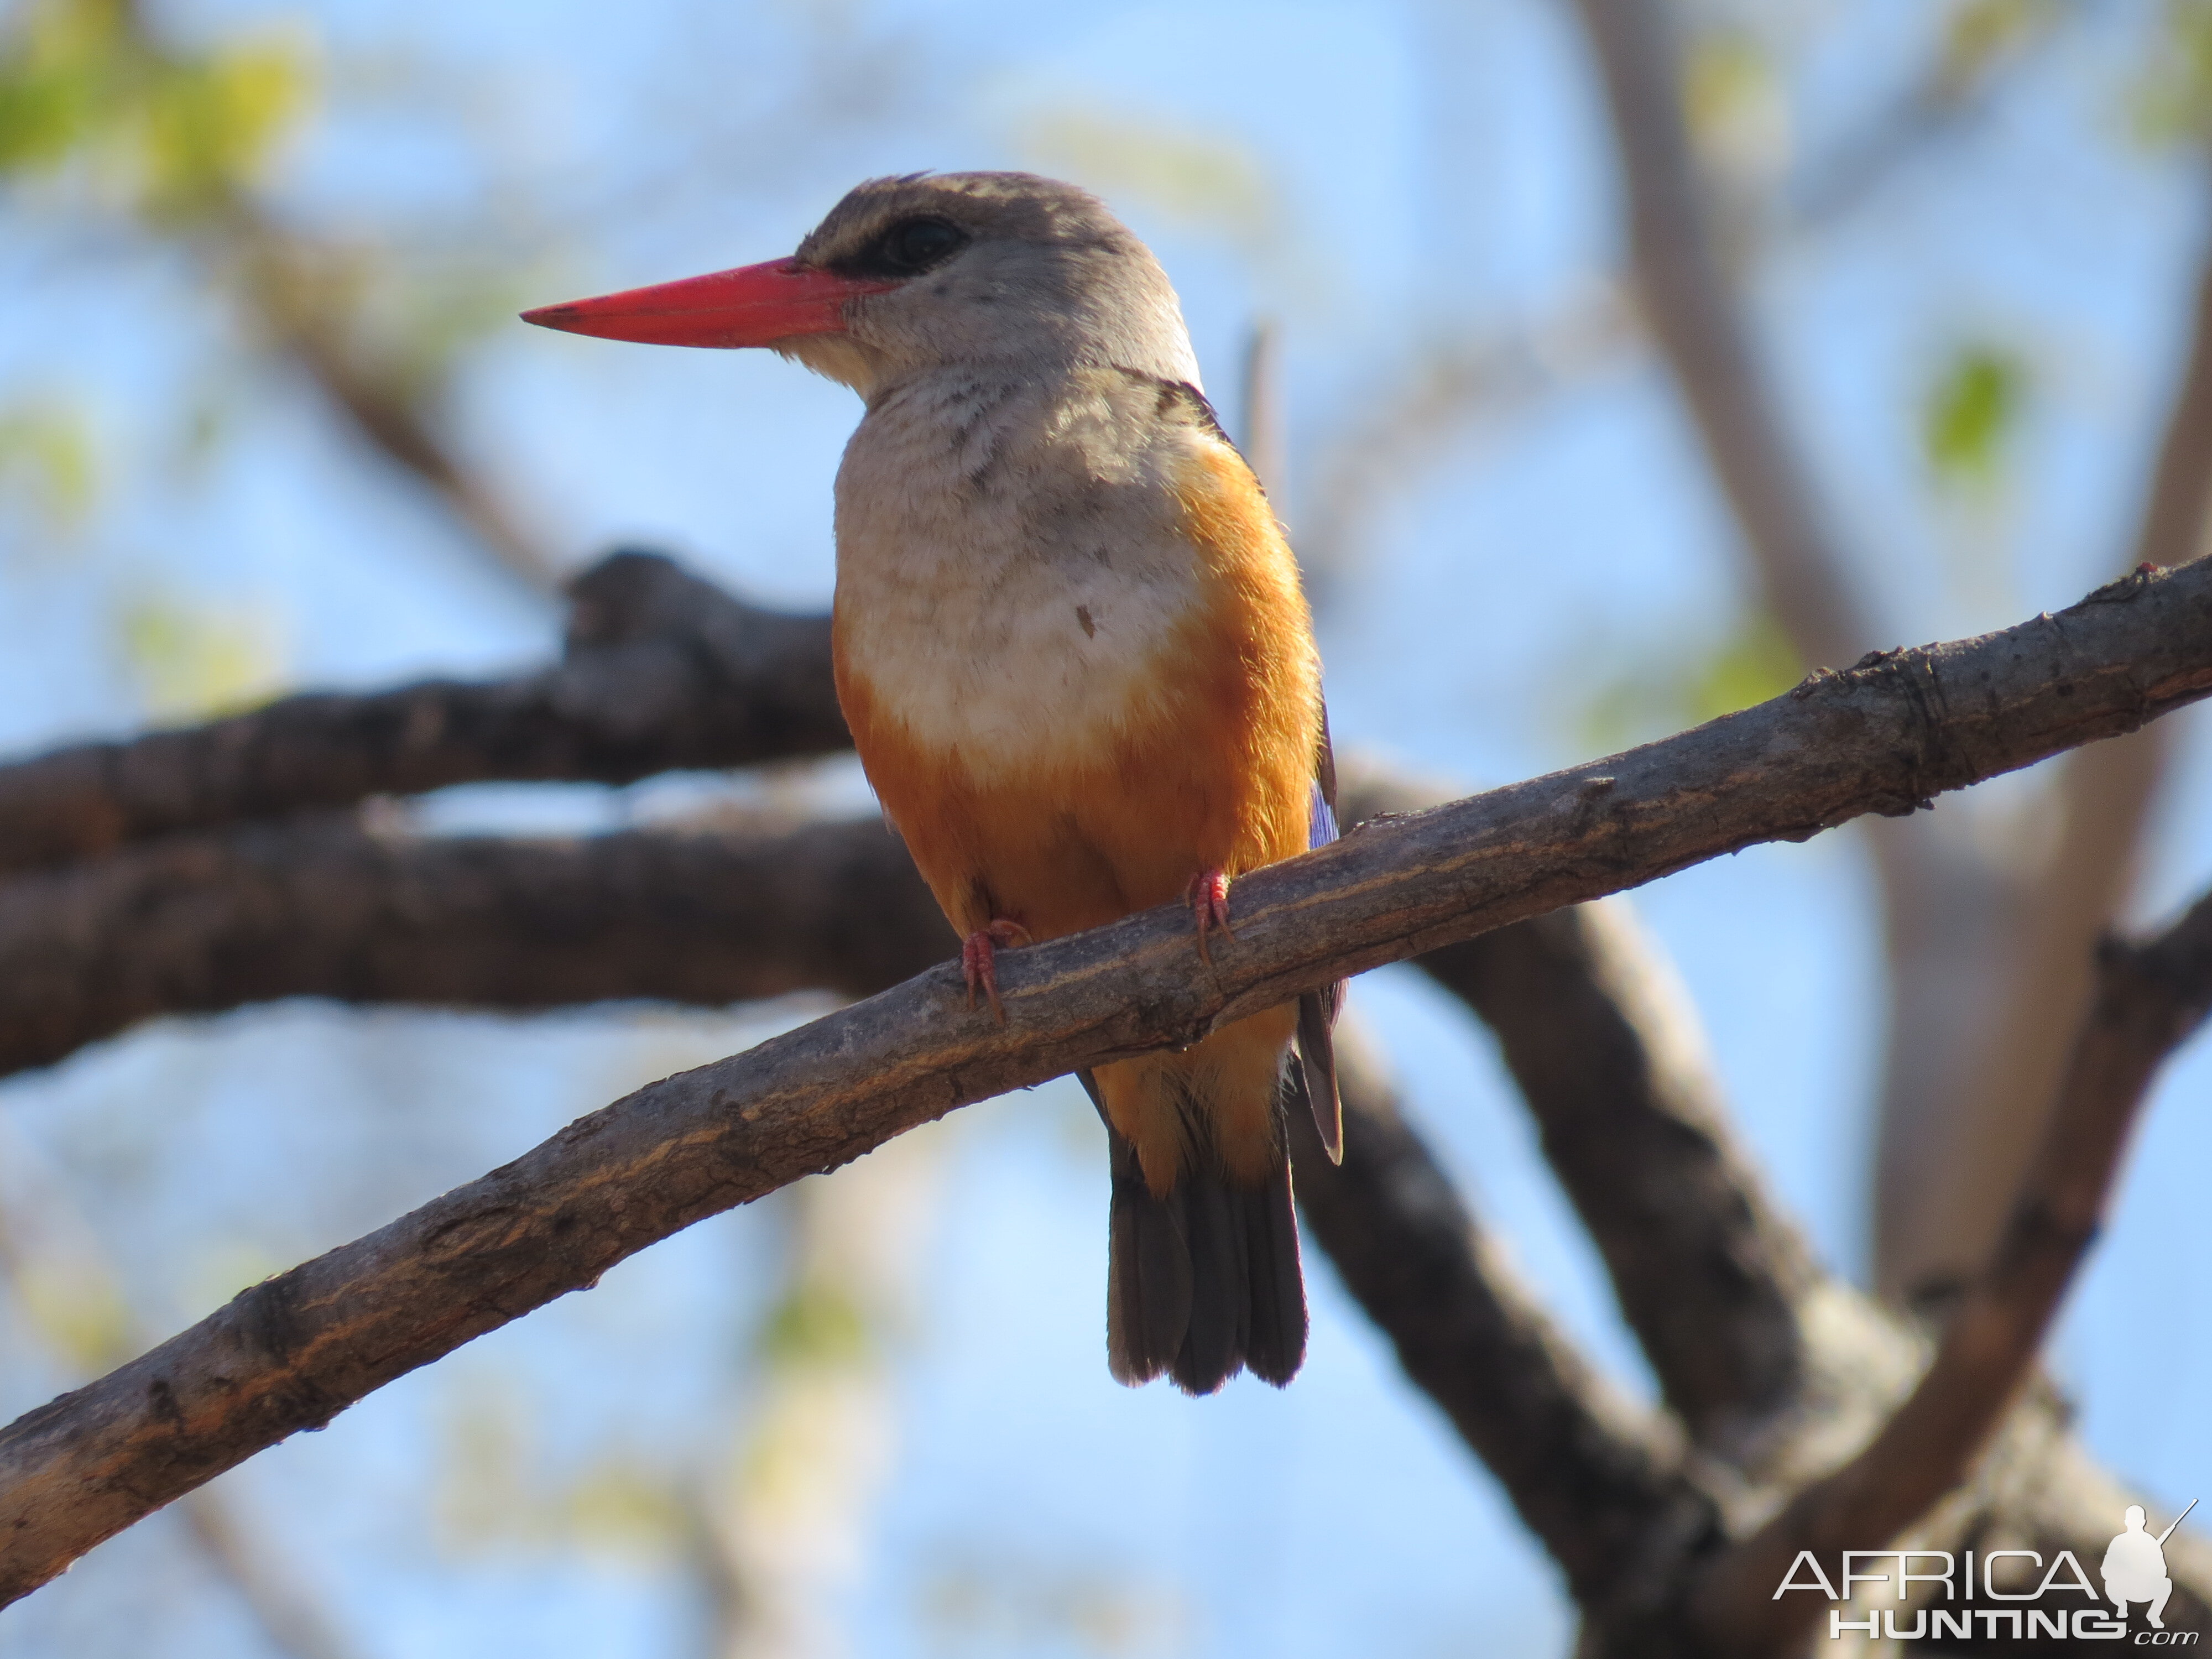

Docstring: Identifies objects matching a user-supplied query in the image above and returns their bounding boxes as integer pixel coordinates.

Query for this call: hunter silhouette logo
[2105,1501,2198,1632]
[1775,1499,2200,1642]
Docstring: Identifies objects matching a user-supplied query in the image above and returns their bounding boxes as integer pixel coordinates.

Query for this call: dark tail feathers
[1082,1067,1309,1394]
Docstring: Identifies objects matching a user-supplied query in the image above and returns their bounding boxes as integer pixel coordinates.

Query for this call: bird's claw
[962,919,1032,1023]
[1186,868,1234,964]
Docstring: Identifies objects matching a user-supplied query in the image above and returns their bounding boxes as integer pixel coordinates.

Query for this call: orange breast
[834,437,1319,950]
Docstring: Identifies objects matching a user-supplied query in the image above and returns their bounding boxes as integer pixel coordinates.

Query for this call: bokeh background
[2,1,2210,1655]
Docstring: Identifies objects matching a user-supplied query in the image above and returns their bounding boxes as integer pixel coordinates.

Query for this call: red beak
[520,256,900,348]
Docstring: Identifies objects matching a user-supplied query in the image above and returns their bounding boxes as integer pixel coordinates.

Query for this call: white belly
[834,536,1193,781]
[832,369,1205,782]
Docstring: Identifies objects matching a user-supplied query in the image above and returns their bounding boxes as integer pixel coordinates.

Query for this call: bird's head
[521,172,1200,398]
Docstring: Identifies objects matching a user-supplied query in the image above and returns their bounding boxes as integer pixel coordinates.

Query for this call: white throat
[831,365,1209,781]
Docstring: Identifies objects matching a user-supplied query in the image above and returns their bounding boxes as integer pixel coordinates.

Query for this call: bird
[523,171,1342,1395]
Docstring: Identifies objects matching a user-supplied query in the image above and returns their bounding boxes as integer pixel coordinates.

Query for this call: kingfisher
[524,172,1341,1394]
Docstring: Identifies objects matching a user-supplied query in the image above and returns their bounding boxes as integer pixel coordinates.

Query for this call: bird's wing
[1146,372,1344,1162]
[1297,702,1344,1163]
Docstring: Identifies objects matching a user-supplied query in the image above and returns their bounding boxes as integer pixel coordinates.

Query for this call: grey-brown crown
[781,171,1202,392]
[795,172,1139,273]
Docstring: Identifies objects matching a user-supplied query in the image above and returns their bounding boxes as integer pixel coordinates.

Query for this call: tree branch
[1289,1022,1714,1613]
[0,562,2206,1605]
[1428,910,1828,1445]
[0,552,846,877]
[0,811,943,1080]
[4,557,2206,1087]
[1691,884,2212,1654]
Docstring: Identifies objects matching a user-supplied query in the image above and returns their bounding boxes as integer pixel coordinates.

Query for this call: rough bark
[2,562,2208,1606]
[0,552,847,877]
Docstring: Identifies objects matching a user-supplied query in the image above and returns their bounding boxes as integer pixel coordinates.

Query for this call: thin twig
[1784,0,2078,229]
[1238,319,1286,502]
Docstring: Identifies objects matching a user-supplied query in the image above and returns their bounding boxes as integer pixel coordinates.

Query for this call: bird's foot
[962,918,1032,1023]
[1186,868,1234,964]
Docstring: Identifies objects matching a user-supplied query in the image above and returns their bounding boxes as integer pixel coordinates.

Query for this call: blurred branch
[173,1493,364,1659]
[0,551,845,877]
[1693,884,2212,1655]
[1566,0,2208,1324]
[1238,319,1286,500]
[1295,289,1632,583]
[1302,4,2069,585]
[244,233,555,589]
[1785,0,2078,231]
[1,562,2208,1603]
[0,812,942,1080]
[1570,0,1878,671]
[1288,1021,1713,1611]
[701,1137,940,1659]
[162,17,559,593]
[0,0,556,591]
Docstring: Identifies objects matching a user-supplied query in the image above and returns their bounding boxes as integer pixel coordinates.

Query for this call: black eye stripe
[834,216,969,279]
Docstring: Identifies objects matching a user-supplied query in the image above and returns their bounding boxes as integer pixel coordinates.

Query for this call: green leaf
[115,591,285,718]
[0,0,314,218]
[1923,341,2027,491]
[0,396,97,530]
[2131,0,2212,144]
[755,1279,873,1369]
[0,0,126,178]
[139,36,312,220]
[1577,613,1802,753]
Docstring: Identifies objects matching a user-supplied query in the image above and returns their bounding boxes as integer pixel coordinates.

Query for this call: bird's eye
[876,217,966,274]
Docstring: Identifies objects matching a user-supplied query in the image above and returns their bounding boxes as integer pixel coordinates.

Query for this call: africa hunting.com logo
[1775,1501,2199,1643]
